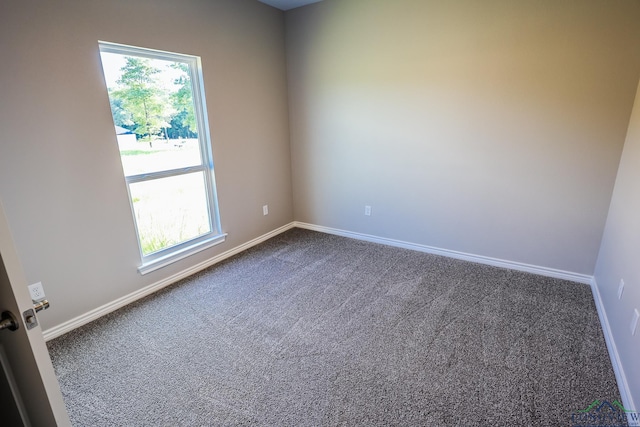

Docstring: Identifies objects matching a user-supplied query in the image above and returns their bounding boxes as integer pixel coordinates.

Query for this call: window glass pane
[118,140,202,176]
[100,51,202,175]
[129,172,212,255]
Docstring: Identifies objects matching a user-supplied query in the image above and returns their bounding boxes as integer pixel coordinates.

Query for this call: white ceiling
[257,0,323,11]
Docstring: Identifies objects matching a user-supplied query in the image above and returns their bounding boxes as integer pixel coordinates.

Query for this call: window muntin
[99,42,224,273]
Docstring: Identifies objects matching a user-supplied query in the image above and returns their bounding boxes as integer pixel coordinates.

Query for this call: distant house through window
[114,125,136,148]
[99,41,224,274]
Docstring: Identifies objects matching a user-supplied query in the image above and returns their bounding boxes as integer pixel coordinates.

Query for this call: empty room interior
[1,0,640,425]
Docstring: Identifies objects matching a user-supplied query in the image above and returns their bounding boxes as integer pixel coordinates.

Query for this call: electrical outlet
[28,282,46,301]
[618,279,625,299]
[263,205,269,216]
[364,205,372,216]
[631,309,640,336]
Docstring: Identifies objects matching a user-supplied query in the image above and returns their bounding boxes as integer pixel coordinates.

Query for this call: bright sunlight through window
[99,42,224,274]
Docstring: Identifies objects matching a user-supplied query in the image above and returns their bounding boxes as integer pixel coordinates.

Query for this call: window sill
[137,233,227,275]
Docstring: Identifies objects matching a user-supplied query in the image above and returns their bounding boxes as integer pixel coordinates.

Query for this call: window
[99,42,224,274]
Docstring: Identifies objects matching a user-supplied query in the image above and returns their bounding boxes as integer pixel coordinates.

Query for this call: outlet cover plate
[618,279,625,299]
[631,309,640,336]
[28,282,46,301]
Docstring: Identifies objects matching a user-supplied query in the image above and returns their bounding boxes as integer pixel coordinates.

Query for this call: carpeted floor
[47,228,622,426]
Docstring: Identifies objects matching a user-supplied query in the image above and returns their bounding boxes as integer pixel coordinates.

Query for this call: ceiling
[257,0,323,11]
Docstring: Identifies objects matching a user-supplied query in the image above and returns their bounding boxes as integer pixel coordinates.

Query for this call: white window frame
[99,41,225,274]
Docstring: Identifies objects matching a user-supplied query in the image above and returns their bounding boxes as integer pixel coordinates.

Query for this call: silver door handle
[0,311,19,332]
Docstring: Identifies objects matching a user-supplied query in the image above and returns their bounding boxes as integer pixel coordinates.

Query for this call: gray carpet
[47,228,622,426]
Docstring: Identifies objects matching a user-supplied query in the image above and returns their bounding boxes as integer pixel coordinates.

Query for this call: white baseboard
[43,223,296,341]
[44,220,592,339]
[590,278,637,424]
[293,221,592,284]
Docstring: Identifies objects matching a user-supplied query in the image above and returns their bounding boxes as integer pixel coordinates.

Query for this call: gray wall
[594,81,640,405]
[286,0,640,275]
[0,0,293,330]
